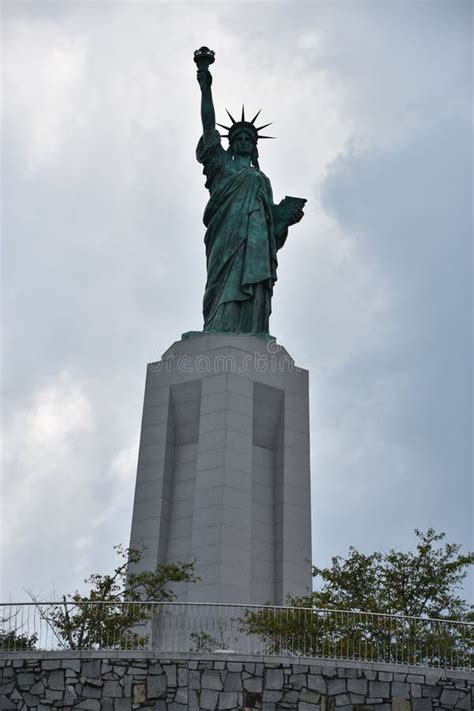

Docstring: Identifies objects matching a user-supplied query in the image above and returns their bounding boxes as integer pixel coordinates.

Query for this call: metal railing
[1,601,472,670]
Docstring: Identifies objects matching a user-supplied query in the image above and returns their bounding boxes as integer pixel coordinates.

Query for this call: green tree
[0,628,38,651]
[0,609,38,651]
[30,545,198,650]
[243,529,473,667]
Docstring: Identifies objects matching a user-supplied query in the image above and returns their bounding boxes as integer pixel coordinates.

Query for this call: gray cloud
[316,117,472,548]
[1,1,472,602]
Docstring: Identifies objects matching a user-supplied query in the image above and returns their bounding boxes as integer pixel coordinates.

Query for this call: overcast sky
[1,0,472,604]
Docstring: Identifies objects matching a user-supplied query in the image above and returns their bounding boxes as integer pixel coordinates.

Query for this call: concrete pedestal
[129,334,312,604]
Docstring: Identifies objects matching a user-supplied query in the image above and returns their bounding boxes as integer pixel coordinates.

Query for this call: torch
[193,46,216,70]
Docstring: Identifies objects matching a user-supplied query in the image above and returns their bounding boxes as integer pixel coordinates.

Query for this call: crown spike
[241,104,245,122]
[217,123,231,131]
[256,122,273,132]
[258,135,276,139]
[225,109,236,124]
[250,109,262,125]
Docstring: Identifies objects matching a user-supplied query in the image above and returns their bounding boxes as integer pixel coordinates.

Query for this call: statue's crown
[217,106,274,143]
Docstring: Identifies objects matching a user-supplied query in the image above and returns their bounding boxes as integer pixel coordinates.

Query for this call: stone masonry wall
[0,652,472,711]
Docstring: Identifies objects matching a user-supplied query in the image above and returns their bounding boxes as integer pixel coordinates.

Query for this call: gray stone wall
[1,653,472,710]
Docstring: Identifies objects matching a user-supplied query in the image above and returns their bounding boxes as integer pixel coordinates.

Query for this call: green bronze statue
[194,47,306,335]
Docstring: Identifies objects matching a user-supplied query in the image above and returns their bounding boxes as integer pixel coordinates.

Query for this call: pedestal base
[129,334,312,604]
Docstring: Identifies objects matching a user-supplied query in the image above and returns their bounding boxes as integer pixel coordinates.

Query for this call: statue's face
[232,131,255,157]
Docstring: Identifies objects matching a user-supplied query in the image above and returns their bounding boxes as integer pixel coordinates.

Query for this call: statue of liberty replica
[129,48,312,610]
[194,47,306,335]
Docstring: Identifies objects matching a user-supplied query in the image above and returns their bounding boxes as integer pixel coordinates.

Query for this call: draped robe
[196,129,287,334]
